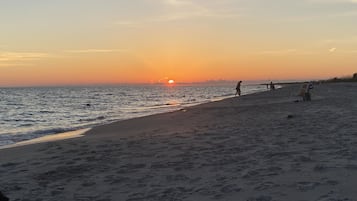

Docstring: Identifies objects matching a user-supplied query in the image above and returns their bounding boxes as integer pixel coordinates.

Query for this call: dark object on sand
[287,115,294,119]
[0,191,9,201]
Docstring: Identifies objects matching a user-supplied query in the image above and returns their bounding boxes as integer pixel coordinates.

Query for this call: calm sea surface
[0,83,268,146]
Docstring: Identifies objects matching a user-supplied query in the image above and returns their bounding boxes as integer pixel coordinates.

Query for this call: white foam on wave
[0,128,90,150]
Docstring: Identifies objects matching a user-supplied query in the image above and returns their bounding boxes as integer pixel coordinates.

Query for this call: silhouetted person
[305,81,313,101]
[298,82,313,101]
[235,81,242,96]
[0,191,9,201]
[270,81,275,90]
[299,83,308,101]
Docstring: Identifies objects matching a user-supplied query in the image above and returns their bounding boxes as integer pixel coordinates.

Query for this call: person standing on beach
[270,81,275,90]
[299,82,313,101]
[305,81,313,101]
[299,83,307,101]
[235,81,242,96]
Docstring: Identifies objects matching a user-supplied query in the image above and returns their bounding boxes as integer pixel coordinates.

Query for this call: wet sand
[1,83,357,201]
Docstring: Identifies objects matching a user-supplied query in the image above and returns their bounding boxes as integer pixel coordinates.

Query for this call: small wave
[0,127,86,147]
[39,110,55,114]
[216,93,233,97]
[31,128,70,135]
[6,103,24,106]
[146,102,181,109]
[0,140,15,146]
[19,123,33,127]
[17,119,37,123]
[3,116,37,123]
[79,116,106,122]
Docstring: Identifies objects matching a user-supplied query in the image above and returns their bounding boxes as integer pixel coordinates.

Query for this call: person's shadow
[0,191,9,201]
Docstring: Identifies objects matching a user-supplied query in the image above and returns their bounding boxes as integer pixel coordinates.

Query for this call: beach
[1,82,357,201]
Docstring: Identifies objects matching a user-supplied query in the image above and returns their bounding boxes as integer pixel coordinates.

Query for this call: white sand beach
[1,83,357,201]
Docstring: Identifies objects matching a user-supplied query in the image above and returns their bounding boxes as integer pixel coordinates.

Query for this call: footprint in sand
[247,195,273,201]
[295,181,320,192]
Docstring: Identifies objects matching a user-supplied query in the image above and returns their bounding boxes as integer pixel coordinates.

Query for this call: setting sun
[168,80,175,84]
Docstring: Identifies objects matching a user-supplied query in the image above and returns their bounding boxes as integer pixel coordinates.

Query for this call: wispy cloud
[159,0,240,21]
[0,63,35,67]
[162,0,193,6]
[114,21,140,28]
[65,49,127,53]
[115,0,240,27]
[308,0,357,4]
[257,49,298,55]
[0,51,49,67]
[320,36,357,45]
[338,49,357,54]
[276,0,357,22]
[329,47,337,52]
[153,10,240,22]
[0,52,49,62]
[278,10,357,22]
[256,49,319,55]
[257,48,357,55]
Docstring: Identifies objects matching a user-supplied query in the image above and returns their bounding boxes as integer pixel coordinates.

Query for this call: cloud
[338,49,357,54]
[257,49,319,55]
[153,9,240,22]
[0,51,49,67]
[258,49,298,55]
[162,0,193,6]
[320,36,357,45]
[115,0,240,27]
[0,52,49,62]
[278,0,357,22]
[159,0,240,21]
[0,63,34,67]
[65,49,127,53]
[329,47,337,52]
[308,0,357,3]
[114,21,143,28]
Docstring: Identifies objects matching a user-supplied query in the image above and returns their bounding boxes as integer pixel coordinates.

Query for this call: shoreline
[1,82,356,200]
[0,85,269,149]
[0,128,90,150]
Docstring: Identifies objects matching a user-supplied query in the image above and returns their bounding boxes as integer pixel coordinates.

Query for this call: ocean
[0,83,268,146]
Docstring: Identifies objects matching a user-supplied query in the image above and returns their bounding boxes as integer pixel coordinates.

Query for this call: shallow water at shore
[0,83,268,146]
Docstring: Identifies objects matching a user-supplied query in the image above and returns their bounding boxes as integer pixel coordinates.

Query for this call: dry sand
[1,83,357,201]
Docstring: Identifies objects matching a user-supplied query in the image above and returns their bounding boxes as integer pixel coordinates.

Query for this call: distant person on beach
[270,81,275,90]
[298,82,313,101]
[306,81,313,101]
[235,81,242,96]
[299,83,308,101]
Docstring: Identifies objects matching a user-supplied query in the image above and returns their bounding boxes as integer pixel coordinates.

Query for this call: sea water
[0,83,268,146]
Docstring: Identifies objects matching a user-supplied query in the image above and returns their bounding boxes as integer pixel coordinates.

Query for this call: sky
[0,0,357,86]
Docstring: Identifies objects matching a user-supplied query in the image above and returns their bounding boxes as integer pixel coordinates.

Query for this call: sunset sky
[1,0,357,86]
